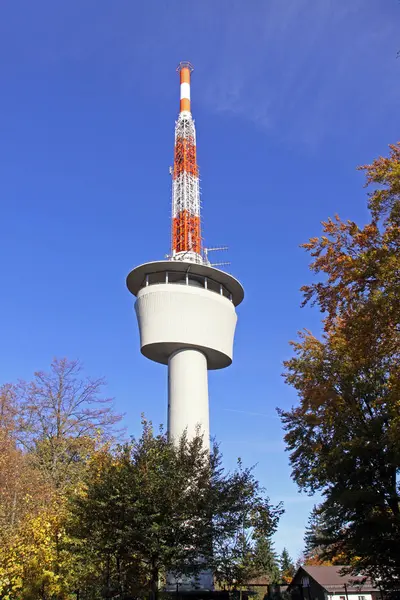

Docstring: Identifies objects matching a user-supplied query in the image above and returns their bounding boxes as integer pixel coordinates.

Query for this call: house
[287,566,381,600]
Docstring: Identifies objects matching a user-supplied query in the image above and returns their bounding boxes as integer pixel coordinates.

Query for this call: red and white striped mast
[171,62,203,264]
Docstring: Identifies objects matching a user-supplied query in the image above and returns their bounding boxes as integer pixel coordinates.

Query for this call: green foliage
[279,142,400,591]
[71,420,283,597]
[303,506,324,560]
[210,463,283,589]
[70,420,212,597]
[253,537,280,583]
[302,506,339,566]
[279,548,295,582]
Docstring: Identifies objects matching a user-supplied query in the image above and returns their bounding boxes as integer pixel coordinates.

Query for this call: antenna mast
[171,62,202,265]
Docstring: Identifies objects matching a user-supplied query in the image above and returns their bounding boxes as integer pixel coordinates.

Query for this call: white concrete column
[166,348,213,593]
[168,348,209,449]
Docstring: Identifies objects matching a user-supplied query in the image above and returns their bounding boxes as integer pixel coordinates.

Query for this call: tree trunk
[117,555,123,596]
[105,553,111,597]
[150,561,159,600]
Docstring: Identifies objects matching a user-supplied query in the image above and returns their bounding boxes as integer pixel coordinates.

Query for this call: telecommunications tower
[127,62,244,449]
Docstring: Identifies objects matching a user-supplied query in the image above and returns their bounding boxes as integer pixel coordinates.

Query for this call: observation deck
[126,260,244,370]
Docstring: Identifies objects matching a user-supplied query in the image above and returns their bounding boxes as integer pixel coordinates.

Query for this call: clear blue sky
[0,0,398,560]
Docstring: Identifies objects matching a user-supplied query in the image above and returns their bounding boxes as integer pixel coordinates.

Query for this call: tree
[16,357,121,491]
[71,420,283,598]
[0,385,40,535]
[208,457,283,591]
[0,359,122,599]
[213,530,280,591]
[0,386,60,599]
[0,498,66,600]
[279,142,400,591]
[303,506,327,565]
[253,537,280,584]
[0,384,59,598]
[280,548,295,583]
[72,421,213,598]
[303,506,337,566]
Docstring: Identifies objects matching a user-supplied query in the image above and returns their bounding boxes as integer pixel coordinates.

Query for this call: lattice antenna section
[171,62,203,264]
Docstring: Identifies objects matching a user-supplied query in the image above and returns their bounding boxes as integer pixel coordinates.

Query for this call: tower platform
[127,260,244,370]
[126,260,244,445]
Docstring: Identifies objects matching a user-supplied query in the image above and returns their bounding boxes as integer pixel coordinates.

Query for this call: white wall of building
[328,593,373,600]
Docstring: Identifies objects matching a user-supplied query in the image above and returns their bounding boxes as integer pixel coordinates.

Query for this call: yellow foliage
[0,497,70,599]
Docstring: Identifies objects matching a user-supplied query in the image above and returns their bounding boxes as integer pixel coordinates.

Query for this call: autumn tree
[0,359,121,599]
[0,385,34,535]
[16,357,121,491]
[0,386,58,599]
[279,143,400,591]
[71,420,283,599]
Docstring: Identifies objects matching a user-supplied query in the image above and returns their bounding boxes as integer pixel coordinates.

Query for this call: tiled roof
[301,566,379,592]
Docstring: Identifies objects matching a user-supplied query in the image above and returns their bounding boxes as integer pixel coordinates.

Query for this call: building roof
[292,566,379,593]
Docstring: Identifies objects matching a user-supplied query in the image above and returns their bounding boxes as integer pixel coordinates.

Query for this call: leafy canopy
[279,143,400,591]
[71,420,283,598]
[0,358,121,600]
